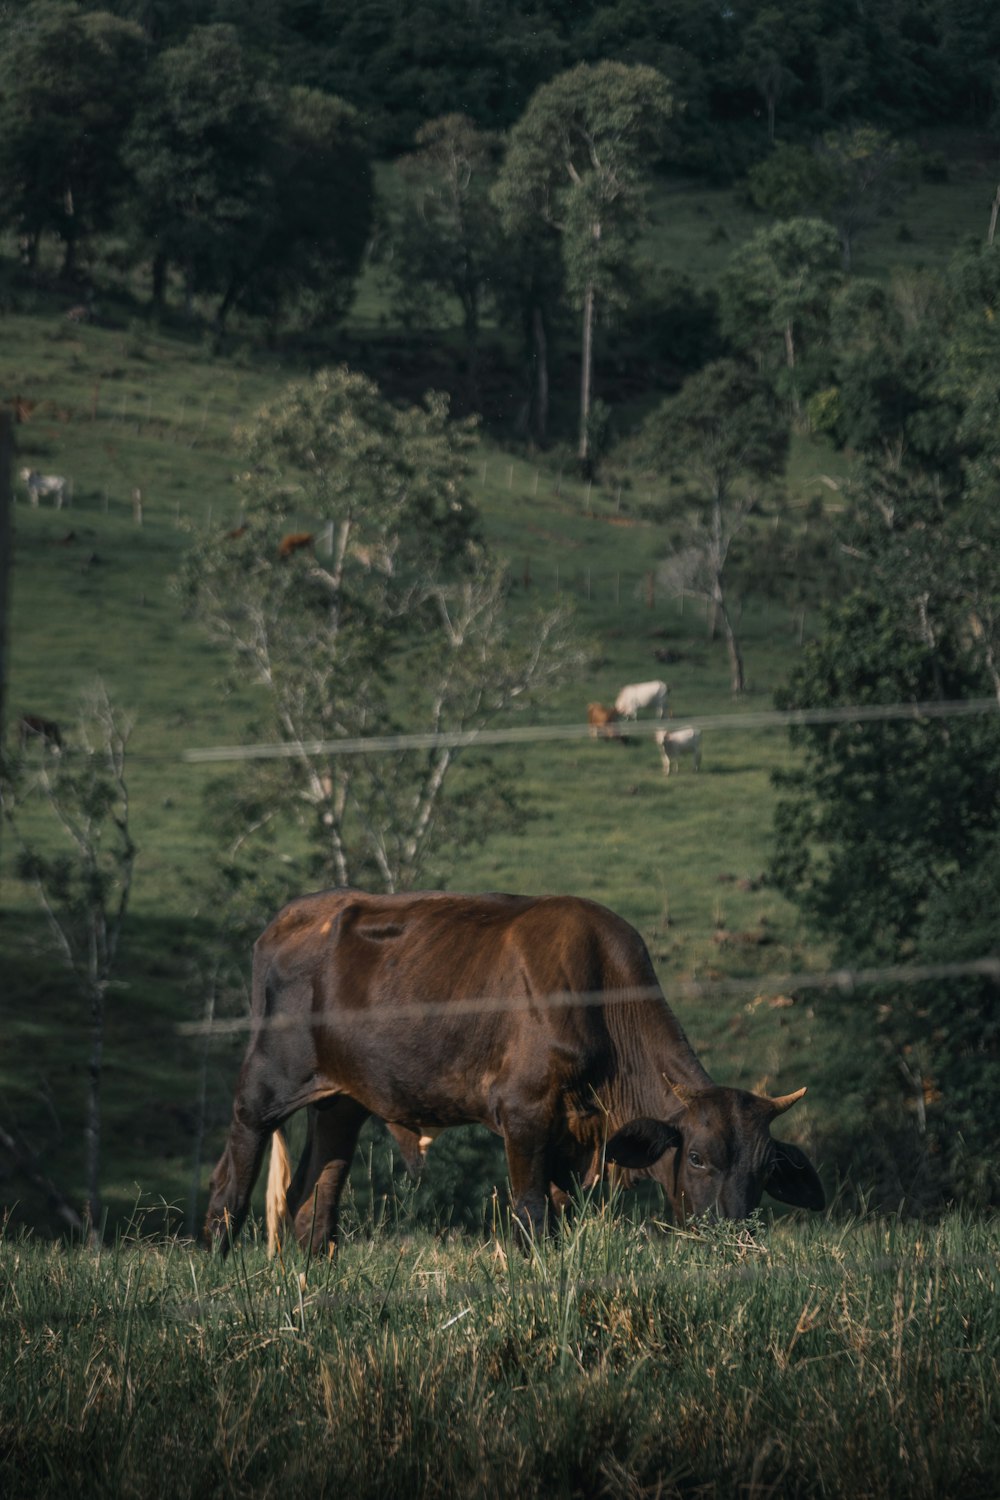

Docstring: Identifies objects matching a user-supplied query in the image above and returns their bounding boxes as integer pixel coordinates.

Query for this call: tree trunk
[85,978,104,1238]
[60,234,77,281]
[462,293,481,406]
[578,278,595,466]
[216,279,239,332]
[151,251,168,308]
[188,975,217,1234]
[715,584,745,695]
[532,304,549,445]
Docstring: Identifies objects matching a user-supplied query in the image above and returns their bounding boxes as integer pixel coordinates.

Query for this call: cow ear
[605,1117,682,1170]
[766,1141,825,1211]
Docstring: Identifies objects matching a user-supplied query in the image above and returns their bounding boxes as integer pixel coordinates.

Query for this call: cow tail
[265,1128,292,1259]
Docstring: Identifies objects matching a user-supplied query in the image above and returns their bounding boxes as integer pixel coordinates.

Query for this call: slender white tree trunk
[579,278,595,464]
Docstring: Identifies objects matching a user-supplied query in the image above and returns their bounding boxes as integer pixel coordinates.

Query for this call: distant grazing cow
[587,702,622,740]
[18,714,62,752]
[278,531,314,560]
[655,725,702,776]
[19,468,68,509]
[10,396,37,424]
[615,679,669,720]
[204,888,824,1257]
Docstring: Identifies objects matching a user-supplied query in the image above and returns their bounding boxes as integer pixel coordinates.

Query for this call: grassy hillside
[0,156,990,1237]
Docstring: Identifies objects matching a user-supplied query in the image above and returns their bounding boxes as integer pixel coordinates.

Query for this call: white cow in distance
[615,679,669,719]
[655,724,702,776]
[20,467,69,508]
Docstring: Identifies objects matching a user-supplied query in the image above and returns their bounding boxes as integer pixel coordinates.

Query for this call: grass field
[2,142,998,1500]
[2,1204,998,1497]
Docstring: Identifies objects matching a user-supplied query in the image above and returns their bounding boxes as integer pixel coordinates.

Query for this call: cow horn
[769,1086,807,1116]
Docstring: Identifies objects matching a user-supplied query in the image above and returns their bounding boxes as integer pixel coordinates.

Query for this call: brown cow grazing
[17,713,62,752]
[204,889,823,1256]
[278,531,314,560]
[587,702,622,740]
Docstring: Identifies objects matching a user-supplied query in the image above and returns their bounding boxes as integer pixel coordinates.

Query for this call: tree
[122,24,272,314]
[642,359,788,695]
[0,3,146,275]
[746,143,840,220]
[494,61,674,467]
[222,86,372,336]
[737,5,801,145]
[382,114,505,403]
[770,449,1000,1206]
[1,684,136,1237]
[719,218,842,407]
[817,270,957,469]
[816,126,912,271]
[180,366,577,894]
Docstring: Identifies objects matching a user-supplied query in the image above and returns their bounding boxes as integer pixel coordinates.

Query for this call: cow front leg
[203,1112,272,1255]
[291,1096,369,1256]
[501,1115,552,1247]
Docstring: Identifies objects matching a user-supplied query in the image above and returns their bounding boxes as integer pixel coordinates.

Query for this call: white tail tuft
[265,1128,293,1258]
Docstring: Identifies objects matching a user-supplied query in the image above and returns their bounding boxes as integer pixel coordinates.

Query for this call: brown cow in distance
[204,890,824,1256]
[587,702,622,740]
[278,530,314,560]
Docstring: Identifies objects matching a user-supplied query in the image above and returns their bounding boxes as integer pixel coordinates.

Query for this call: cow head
[604,1085,824,1223]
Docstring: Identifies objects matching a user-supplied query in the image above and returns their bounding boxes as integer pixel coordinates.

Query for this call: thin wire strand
[179,695,1000,763]
[176,955,1000,1039]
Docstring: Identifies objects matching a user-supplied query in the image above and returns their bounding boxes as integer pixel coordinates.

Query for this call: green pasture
[0,291,838,1236]
[2,1206,997,1498]
[1,144,992,1238]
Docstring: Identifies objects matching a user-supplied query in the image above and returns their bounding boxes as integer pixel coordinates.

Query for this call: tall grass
[2,1203,997,1497]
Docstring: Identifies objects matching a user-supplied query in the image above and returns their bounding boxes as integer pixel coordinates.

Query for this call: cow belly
[310,1031,496,1132]
[310,1018,595,1144]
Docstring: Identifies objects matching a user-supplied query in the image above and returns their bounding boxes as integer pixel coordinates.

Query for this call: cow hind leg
[291,1096,370,1256]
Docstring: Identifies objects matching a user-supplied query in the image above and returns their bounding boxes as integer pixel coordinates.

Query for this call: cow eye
[688,1149,705,1169]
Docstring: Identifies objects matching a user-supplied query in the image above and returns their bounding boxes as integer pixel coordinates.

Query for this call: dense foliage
[769,246,1000,1208]
[3,1,998,321]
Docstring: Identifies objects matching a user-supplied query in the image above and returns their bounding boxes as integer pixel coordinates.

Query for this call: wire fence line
[176,956,1000,1041]
[15,695,997,765]
[179,695,1000,764]
[167,693,1000,1043]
